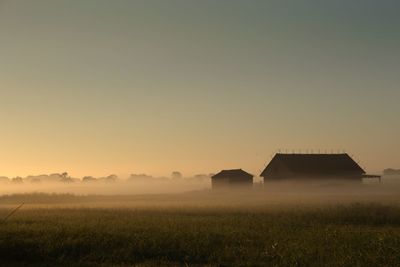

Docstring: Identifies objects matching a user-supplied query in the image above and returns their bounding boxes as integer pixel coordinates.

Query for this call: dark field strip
[1,204,400,266]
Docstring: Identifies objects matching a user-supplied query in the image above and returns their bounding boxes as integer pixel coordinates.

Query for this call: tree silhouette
[171,171,182,180]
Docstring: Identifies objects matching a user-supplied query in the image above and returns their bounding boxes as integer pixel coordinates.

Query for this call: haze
[0,0,399,178]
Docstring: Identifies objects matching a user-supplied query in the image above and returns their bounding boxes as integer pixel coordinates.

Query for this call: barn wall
[229,176,253,186]
[264,174,363,184]
[212,176,253,189]
[211,178,230,189]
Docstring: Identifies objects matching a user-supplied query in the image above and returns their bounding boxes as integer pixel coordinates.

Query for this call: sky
[0,0,399,178]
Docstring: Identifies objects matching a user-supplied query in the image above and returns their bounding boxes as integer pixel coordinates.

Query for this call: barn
[211,169,253,189]
[260,153,367,183]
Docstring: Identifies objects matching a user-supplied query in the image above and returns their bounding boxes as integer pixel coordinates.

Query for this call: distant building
[383,169,400,176]
[211,169,253,189]
[260,153,368,182]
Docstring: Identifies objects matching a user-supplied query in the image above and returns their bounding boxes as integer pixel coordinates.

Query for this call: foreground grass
[1,202,400,266]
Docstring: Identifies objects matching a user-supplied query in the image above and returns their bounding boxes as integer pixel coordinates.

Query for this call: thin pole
[3,203,24,222]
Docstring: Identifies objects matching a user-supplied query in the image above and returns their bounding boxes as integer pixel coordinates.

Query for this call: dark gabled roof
[212,169,253,179]
[260,153,365,177]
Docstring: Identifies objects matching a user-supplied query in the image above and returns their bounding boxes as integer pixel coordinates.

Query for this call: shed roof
[212,169,253,179]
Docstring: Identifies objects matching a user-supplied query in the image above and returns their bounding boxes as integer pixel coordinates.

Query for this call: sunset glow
[0,1,399,178]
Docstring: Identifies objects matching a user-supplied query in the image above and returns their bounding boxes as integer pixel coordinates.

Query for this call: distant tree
[128,174,153,182]
[105,175,118,183]
[12,177,23,183]
[0,176,10,183]
[60,172,74,183]
[31,178,41,183]
[193,174,208,181]
[171,171,183,180]
[82,176,97,183]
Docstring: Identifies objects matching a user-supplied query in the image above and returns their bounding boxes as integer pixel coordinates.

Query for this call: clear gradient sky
[0,0,399,178]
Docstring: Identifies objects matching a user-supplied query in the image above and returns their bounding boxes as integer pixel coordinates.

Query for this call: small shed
[211,169,253,189]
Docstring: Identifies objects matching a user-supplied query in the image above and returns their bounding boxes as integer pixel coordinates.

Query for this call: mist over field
[0,173,211,196]
[2,178,400,266]
[0,173,399,209]
[1,172,399,267]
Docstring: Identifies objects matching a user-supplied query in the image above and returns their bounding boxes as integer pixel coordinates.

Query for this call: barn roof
[212,169,253,179]
[260,153,365,177]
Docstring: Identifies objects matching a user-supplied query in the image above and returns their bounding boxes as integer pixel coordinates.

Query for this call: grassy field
[1,191,400,266]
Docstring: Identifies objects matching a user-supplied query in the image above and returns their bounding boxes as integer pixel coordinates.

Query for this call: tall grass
[1,202,400,266]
